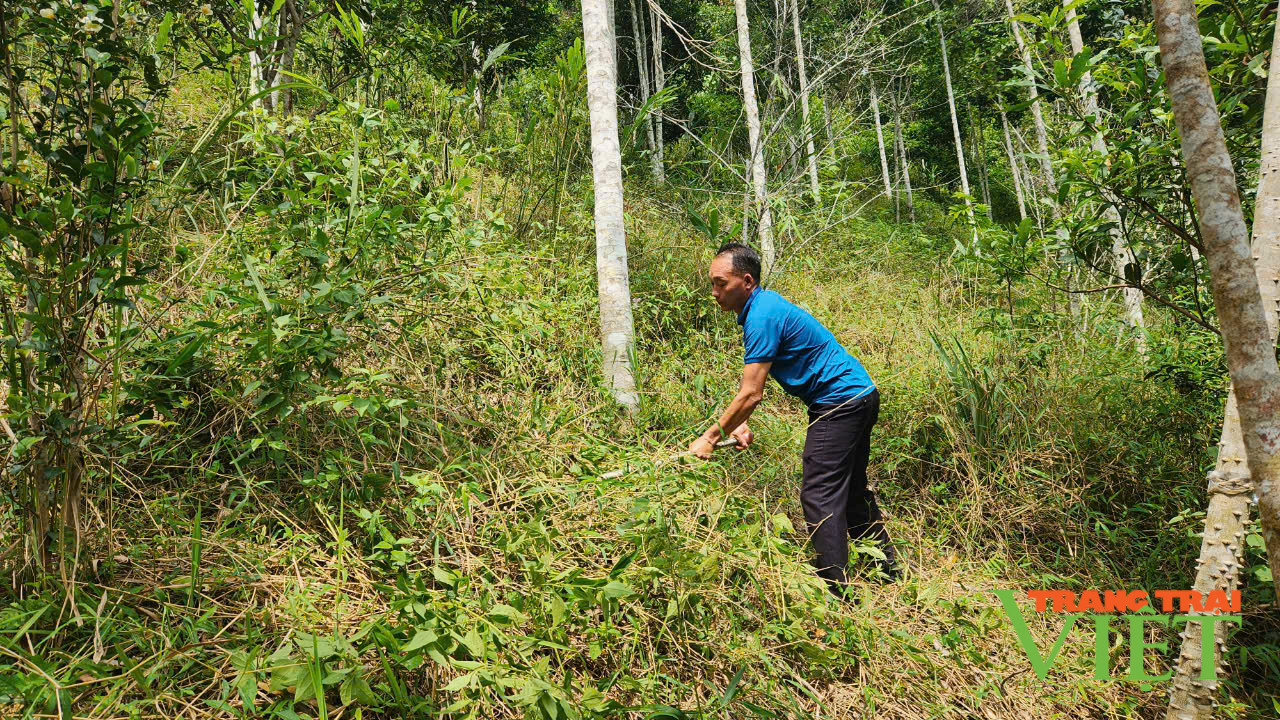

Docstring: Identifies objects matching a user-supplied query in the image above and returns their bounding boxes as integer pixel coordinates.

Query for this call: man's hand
[730,422,754,450]
[687,436,715,459]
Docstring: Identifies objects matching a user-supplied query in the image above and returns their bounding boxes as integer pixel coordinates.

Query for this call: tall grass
[0,65,1274,720]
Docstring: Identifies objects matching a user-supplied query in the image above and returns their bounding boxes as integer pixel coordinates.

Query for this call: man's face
[709,254,755,313]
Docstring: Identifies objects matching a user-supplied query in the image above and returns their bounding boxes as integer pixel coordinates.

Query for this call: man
[687,243,900,596]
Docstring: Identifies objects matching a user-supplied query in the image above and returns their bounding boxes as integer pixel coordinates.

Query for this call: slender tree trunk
[823,93,834,151]
[734,0,776,276]
[1000,110,1027,221]
[471,42,486,129]
[1004,0,1077,314]
[248,0,264,108]
[870,80,892,200]
[789,0,819,201]
[581,0,640,411]
[270,0,303,115]
[1065,1,1146,353]
[650,5,665,183]
[893,88,913,221]
[627,0,657,171]
[1164,14,1280,719]
[931,0,976,245]
[972,116,993,219]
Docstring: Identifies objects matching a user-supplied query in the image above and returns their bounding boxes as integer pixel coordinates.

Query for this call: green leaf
[487,604,528,624]
[602,580,634,599]
[1068,48,1091,86]
[235,671,258,706]
[609,547,638,577]
[166,335,204,373]
[1053,58,1069,88]
[771,513,794,534]
[403,629,438,653]
[481,41,514,75]
[293,673,316,703]
[551,595,566,627]
[295,632,337,659]
[718,665,746,708]
[156,12,174,51]
[461,628,485,657]
[1257,566,1273,583]
[339,672,377,706]
[443,672,474,691]
[1246,533,1265,549]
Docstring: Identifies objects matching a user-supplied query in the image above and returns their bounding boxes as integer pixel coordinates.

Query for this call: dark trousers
[802,389,894,593]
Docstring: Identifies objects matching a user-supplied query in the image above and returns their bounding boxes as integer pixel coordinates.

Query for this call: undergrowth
[1,82,1276,720]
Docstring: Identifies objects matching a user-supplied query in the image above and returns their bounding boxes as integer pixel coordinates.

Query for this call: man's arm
[688,362,771,458]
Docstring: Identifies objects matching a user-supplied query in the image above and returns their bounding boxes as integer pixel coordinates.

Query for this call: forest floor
[8,174,1273,719]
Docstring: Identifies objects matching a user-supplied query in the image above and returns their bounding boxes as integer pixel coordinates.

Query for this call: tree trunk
[789,0,819,201]
[893,88,913,221]
[734,0,776,277]
[1000,110,1027,221]
[973,116,993,219]
[581,0,640,411]
[931,0,976,244]
[248,0,264,108]
[1163,12,1280,719]
[1003,0,1077,315]
[870,80,892,200]
[823,93,834,151]
[270,0,303,115]
[1065,1,1146,353]
[650,6,665,184]
[627,0,656,172]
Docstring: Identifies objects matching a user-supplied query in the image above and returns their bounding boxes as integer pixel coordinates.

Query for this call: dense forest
[1,0,1278,717]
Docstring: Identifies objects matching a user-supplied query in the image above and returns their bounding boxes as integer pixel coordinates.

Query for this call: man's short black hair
[715,242,761,284]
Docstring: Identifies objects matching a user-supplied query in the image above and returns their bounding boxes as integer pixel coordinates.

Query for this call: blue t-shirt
[738,287,875,406]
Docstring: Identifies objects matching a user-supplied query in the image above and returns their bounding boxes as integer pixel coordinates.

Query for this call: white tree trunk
[973,118,993,219]
[823,93,834,151]
[627,0,657,170]
[893,88,913,221]
[870,80,892,199]
[734,0,776,277]
[650,5,665,184]
[1004,0,1077,315]
[472,42,485,125]
[931,0,976,243]
[581,0,640,411]
[1000,110,1027,221]
[1164,14,1280,720]
[248,0,264,108]
[1065,1,1146,354]
[270,0,303,114]
[789,0,819,201]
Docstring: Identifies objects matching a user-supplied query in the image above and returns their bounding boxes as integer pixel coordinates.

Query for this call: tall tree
[1003,0,1076,314]
[870,78,892,199]
[650,4,665,183]
[893,85,914,221]
[1164,14,1280,718]
[1156,0,1280,604]
[789,0,820,201]
[930,0,976,245]
[735,0,776,275]
[267,0,303,114]
[1064,1,1146,354]
[627,0,657,173]
[1000,109,1027,221]
[248,0,265,109]
[582,0,640,410]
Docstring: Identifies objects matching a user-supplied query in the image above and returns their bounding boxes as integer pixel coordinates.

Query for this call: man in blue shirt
[687,243,900,595]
